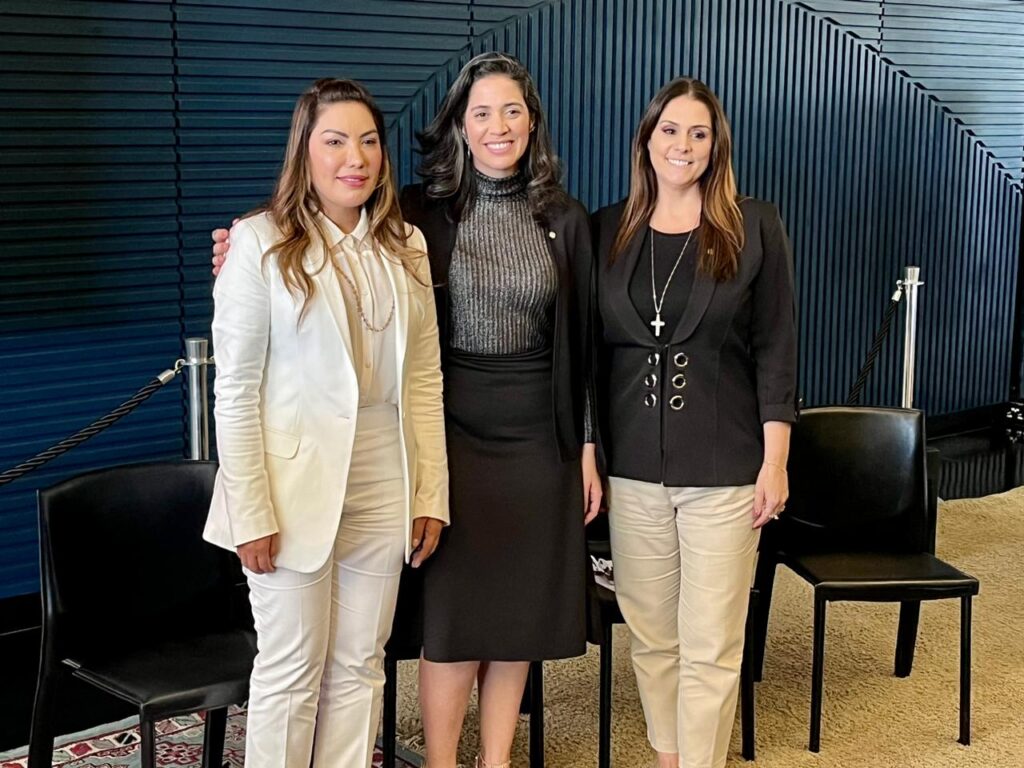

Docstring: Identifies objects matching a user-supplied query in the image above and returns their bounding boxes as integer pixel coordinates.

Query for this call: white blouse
[320,209,398,408]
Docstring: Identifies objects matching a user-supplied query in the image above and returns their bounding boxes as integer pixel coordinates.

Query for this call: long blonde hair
[252,78,424,314]
[610,78,744,281]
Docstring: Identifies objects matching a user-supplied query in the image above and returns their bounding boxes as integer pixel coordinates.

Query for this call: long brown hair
[611,78,744,281]
[252,78,424,314]
[416,52,567,224]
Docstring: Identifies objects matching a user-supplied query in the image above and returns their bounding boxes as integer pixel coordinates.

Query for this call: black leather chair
[29,461,256,768]
[585,515,758,765]
[750,407,979,752]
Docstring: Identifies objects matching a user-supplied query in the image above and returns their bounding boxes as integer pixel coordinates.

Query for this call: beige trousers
[608,477,759,768]
[243,405,407,768]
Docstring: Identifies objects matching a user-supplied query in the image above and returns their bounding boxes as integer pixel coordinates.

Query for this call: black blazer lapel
[669,269,716,344]
[419,206,457,285]
[603,224,654,343]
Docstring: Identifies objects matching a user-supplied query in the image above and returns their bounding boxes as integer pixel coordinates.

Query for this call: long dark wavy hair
[611,78,744,282]
[416,51,567,224]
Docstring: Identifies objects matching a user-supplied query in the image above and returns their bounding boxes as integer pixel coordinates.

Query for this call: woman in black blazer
[400,53,599,768]
[592,78,798,768]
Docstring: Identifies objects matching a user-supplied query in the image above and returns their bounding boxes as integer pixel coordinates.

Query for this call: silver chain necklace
[649,228,694,337]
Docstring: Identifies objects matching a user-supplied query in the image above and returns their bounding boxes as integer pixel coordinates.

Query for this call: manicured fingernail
[412,538,420,548]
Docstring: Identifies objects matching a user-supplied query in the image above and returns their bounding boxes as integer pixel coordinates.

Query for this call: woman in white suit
[203,78,448,768]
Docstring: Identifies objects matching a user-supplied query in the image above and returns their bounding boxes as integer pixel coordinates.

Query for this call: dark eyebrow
[659,120,711,131]
[469,100,526,111]
[320,129,379,138]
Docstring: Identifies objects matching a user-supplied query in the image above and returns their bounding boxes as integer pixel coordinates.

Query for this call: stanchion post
[185,337,211,460]
[900,267,923,409]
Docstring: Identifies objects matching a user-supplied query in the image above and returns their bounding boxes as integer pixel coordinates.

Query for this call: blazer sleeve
[588,208,610,470]
[565,201,597,444]
[750,205,799,424]
[404,225,450,524]
[210,218,279,546]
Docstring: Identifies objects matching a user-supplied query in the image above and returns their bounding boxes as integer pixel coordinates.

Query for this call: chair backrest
[37,461,239,655]
[778,407,929,554]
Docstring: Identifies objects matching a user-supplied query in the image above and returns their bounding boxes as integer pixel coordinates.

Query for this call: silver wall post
[900,267,923,408]
[185,337,211,460]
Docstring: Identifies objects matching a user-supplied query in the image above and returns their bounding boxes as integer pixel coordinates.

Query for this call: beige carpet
[394,486,1024,767]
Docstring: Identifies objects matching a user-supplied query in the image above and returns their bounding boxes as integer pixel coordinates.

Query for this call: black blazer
[400,183,594,462]
[592,198,798,486]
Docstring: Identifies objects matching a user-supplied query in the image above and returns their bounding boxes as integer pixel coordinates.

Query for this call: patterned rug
[0,706,420,767]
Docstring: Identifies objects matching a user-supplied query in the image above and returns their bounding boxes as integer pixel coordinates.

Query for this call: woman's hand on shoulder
[211,218,240,276]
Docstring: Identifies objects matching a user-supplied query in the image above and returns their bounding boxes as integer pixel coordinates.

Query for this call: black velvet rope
[0,374,178,488]
[846,293,903,405]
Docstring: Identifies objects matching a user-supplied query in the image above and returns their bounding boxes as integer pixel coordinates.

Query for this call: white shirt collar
[320,207,371,251]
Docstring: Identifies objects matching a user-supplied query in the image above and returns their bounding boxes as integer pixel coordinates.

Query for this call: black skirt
[421,347,587,662]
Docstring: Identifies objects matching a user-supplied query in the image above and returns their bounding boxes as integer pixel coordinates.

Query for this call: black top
[592,198,799,486]
[400,183,594,462]
[628,227,698,340]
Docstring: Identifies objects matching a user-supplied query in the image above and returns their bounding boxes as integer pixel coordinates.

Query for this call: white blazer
[203,211,448,573]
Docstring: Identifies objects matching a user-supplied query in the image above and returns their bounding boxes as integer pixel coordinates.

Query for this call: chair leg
[519,667,532,715]
[809,597,827,753]
[529,661,545,768]
[140,717,157,768]
[894,600,921,677]
[201,708,227,768]
[751,556,777,682]
[382,656,399,768]
[27,656,59,768]
[599,622,613,768]
[741,609,755,761]
[959,596,972,746]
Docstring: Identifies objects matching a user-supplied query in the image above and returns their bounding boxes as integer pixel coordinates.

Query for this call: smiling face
[307,100,382,232]
[646,95,713,193]
[462,74,533,178]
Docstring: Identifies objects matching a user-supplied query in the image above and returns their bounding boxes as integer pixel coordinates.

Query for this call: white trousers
[244,405,407,768]
[607,477,759,768]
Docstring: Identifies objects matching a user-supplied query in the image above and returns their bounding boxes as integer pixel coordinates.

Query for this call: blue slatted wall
[0,0,1020,599]
[470,0,1021,412]
[802,0,1024,185]
[0,0,185,599]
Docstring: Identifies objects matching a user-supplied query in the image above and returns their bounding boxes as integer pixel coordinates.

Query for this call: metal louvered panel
[467,0,1020,415]
[0,0,184,599]
[802,0,1024,186]
[173,0,472,340]
[0,0,1020,602]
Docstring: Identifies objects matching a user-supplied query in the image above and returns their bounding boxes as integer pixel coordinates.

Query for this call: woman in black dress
[400,53,600,768]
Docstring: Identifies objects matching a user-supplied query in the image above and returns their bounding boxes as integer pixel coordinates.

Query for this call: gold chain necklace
[331,256,395,333]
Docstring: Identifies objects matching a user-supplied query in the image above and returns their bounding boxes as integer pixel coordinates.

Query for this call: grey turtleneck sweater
[448,170,557,355]
[447,170,593,442]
